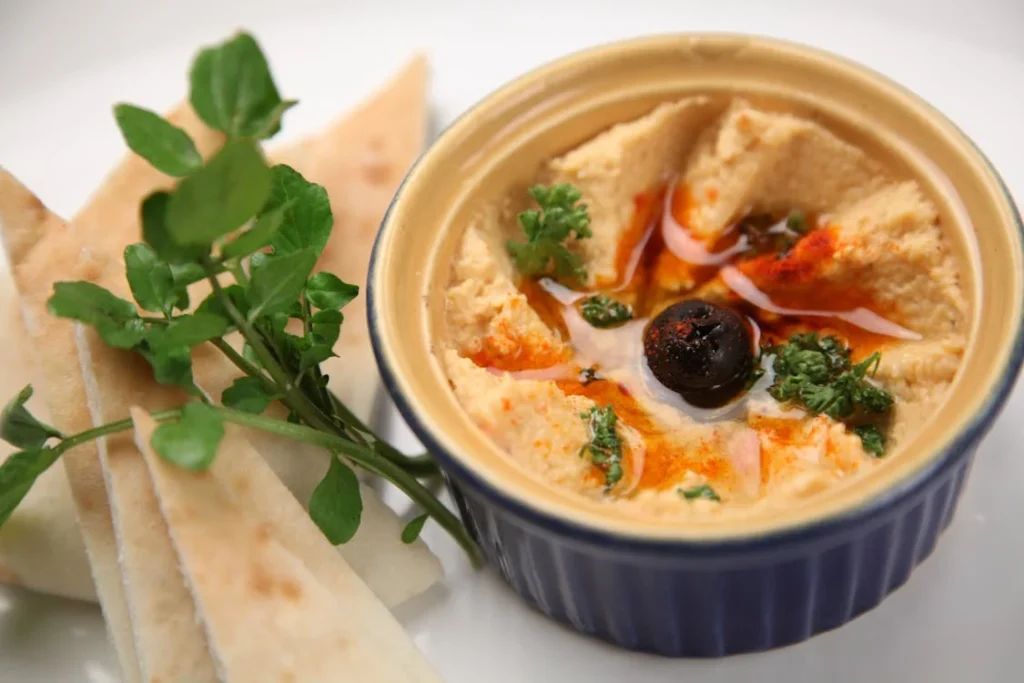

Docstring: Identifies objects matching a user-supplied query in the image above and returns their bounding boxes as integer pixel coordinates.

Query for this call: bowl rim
[368,32,1024,551]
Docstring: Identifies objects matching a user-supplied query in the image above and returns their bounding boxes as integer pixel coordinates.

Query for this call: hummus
[440,97,967,521]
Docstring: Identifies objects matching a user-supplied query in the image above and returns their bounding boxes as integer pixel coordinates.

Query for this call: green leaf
[309,456,362,544]
[1,386,62,450]
[150,403,224,471]
[166,139,272,246]
[253,99,298,139]
[221,200,292,260]
[47,281,146,349]
[854,424,886,457]
[189,32,291,139]
[196,284,250,320]
[298,344,334,375]
[679,484,721,502]
[150,348,196,389]
[264,165,332,258]
[138,330,196,391]
[401,513,429,544]
[152,313,230,350]
[579,294,633,328]
[310,309,343,348]
[170,312,230,346]
[124,243,185,315]
[169,262,206,289]
[142,191,206,263]
[221,377,275,414]
[508,183,592,282]
[248,248,317,319]
[305,272,358,311]
[578,405,623,490]
[0,447,60,528]
[113,104,202,177]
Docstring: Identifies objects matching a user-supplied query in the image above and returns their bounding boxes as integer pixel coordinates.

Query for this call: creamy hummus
[440,97,967,521]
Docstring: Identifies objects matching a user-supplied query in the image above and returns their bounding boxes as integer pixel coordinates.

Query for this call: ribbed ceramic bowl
[368,34,1024,656]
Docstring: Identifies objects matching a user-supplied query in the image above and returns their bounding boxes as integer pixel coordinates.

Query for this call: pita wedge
[0,171,144,682]
[271,54,428,422]
[77,323,218,682]
[0,56,442,607]
[130,408,444,682]
[0,260,94,601]
[195,355,443,609]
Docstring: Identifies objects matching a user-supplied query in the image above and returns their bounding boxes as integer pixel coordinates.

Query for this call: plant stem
[202,258,335,434]
[328,392,440,478]
[55,408,181,453]
[207,310,437,476]
[213,406,480,563]
[210,338,276,390]
[226,260,249,287]
[45,404,478,560]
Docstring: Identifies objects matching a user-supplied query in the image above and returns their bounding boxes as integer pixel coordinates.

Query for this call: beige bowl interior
[372,34,1023,540]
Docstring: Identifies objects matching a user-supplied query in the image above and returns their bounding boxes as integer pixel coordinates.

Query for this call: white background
[1,1,1023,681]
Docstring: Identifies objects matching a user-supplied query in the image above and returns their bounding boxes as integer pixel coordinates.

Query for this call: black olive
[643,299,754,408]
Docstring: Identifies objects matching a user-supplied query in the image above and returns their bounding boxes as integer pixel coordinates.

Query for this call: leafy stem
[1,31,478,560]
[327,392,440,478]
[56,408,181,453]
[203,257,335,434]
[5,404,477,563]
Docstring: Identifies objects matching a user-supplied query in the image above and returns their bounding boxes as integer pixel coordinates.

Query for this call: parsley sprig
[507,184,592,282]
[0,32,479,560]
[579,405,624,489]
[766,332,893,456]
[579,294,633,328]
[679,484,720,502]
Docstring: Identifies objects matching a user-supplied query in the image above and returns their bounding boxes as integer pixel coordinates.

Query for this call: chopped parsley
[579,294,633,328]
[679,484,720,502]
[766,332,893,455]
[740,210,812,258]
[579,405,624,489]
[578,366,602,385]
[853,424,886,458]
[506,183,592,282]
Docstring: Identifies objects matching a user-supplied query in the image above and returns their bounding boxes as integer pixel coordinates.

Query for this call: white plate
[2,1,1023,681]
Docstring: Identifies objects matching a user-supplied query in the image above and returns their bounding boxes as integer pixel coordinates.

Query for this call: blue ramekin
[368,34,1024,656]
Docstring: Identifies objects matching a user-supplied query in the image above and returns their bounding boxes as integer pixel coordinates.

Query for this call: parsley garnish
[0,31,480,563]
[579,366,602,385]
[579,294,633,328]
[507,184,592,282]
[579,405,624,489]
[679,484,720,501]
[740,210,812,258]
[766,333,893,455]
[853,424,886,458]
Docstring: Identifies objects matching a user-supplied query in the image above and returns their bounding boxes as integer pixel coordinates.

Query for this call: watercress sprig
[0,32,479,561]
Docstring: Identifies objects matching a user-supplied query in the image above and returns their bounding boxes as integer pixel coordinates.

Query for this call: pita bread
[76,324,217,683]
[195,355,443,608]
[0,171,143,683]
[132,409,444,683]
[0,250,93,601]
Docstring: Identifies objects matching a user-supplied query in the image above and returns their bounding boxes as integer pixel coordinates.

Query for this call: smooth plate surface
[1,0,1022,681]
